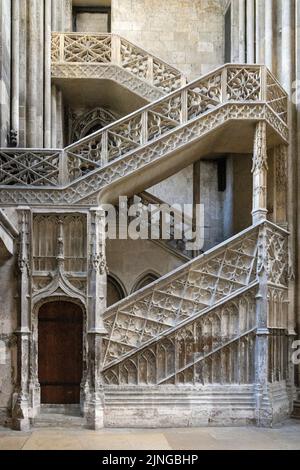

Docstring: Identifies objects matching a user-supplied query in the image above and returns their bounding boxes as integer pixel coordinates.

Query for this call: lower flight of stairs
[33,405,85,428]
[292,398,300,418]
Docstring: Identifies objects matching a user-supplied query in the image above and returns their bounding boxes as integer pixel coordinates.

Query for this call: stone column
[51,85,57,147]
[84,208,107,430]
[238,0,246,62]
[11,0,19,144]
[273,145,288,228]
[282,1,297,408]
[56,89,64,148]
[12,207,32,431]
[252,122,268,224]
[265,0,273,71]
[26,0,38,147]
[295,0,300,398]
[63,0,73,32]
[231,0,240,63]
[255,0,265,63]
[37,0,44,147]
[246,0,255,62]
[44,0,52,148]
[18,0,27,147]
[281,0,293,94]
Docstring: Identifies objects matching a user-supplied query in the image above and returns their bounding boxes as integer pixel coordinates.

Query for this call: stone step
[40,404,81,416]
[292,400,300,419]
[33,413,85,428]
[33,405,85,428]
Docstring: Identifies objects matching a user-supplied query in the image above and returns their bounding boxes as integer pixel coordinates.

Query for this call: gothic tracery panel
[32,214,87,282]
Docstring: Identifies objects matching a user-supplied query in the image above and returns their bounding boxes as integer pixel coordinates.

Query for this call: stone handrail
[102,221,288,372]
[51,32,186,94]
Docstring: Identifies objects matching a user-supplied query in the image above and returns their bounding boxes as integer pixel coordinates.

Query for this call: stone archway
[132,272,160,293]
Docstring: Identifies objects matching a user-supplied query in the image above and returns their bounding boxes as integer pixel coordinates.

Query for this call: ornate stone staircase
[0,35,293,427]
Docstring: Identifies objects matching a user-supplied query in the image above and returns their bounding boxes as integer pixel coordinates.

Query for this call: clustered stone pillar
[84,208,107,430]
[252,122,268,224]
[12,207,32,431]
[236,0,274,70]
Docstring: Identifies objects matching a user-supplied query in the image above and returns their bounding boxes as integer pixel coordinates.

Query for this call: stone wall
[111,0,225,79]
[107,238,183,295]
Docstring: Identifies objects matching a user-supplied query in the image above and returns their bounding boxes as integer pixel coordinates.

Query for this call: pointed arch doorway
[38,301,83,404]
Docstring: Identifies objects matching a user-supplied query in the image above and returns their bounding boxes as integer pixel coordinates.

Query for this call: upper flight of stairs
[0,62,288,207]
[51,32,186,102]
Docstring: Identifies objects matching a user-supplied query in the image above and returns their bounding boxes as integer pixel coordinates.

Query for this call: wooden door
[38,301,83,404]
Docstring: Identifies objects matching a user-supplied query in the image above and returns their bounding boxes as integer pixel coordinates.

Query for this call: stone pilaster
[254,224,271,426]
[84,208,107,430]
[12,207,32,431]
[252,122,268,224]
